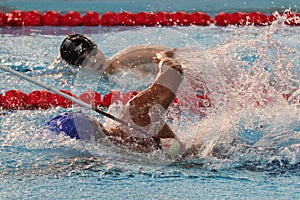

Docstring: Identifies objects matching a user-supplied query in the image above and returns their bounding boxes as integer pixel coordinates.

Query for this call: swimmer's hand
[154,49,183,75]
[152,49,176,64]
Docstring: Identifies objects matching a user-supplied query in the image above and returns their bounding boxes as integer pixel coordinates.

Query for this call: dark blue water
[0,0,299,15]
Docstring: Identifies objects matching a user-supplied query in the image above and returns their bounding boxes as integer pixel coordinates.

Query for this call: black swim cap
[60,34,97,66]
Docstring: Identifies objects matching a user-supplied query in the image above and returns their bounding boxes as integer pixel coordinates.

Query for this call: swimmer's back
[105,45,170,74]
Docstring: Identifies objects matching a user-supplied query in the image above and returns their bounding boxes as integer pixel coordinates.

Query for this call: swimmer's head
[60,34,97,66]
[60,34,108,74]
[48,112,106,142]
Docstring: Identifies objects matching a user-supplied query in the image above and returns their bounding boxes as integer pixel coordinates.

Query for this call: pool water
[1,1,300,199]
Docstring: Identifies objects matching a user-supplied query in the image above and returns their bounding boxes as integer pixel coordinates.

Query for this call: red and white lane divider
[0,90,135,110]
[1,88,297,111]
[0,10,299,27]
[0,89,212,113]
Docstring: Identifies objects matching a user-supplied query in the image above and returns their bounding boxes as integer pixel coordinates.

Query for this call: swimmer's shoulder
[105,45,171,74]
[113,44,170,58]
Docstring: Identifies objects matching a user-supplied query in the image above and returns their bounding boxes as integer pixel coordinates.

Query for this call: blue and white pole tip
[160,138,181,158]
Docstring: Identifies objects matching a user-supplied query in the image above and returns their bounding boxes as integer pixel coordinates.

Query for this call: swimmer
[59,33,171,75]
[49,34,186,157]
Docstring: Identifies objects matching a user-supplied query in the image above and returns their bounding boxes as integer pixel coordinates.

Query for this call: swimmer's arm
[90,119,160,153]
[127,54,183,129]
[105,45,170,73]
[107,127,161,153]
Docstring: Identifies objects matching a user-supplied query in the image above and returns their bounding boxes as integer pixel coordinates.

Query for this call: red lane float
[154,11,172,26]
[49,90,75,108]
[284,12,300,25]
[42,11,61,26]
[248,12,270,25]
[0,90,75,110]
[214,12,270,26]
[27,90,52,109]
[101,90,140,107]
[60,11,82,26]
[117,12,136,26]
[23,10,42,26]
[82,11,100,26]
[1,90,28,109]
[5,10,24,26]
[0,10,299,27]
[0,89,211,114]
[99,12,118,26]
[79,91,102,106]
[171,11,191,26]
[190,12,211,26]
[135,12,156,26]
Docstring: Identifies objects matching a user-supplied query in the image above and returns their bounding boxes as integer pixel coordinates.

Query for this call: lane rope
[0,64,152,136]
[0,10,299,27]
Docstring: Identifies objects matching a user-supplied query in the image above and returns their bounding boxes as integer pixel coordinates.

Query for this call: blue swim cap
[47,112,96,141]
